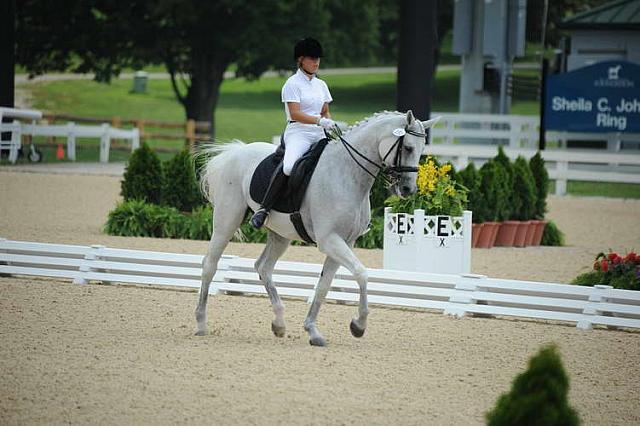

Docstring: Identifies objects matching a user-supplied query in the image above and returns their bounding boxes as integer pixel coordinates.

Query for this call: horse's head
[378,110,440,197]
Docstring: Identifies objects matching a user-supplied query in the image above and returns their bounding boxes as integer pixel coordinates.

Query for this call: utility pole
[397,0,438,120]
[0,0,16,108]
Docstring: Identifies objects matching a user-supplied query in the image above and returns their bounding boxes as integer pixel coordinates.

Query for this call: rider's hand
[318,117,336,130]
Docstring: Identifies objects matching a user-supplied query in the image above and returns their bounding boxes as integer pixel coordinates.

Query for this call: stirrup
[251,208,269,229]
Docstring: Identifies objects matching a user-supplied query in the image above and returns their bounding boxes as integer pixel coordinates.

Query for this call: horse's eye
[404,145,414,154]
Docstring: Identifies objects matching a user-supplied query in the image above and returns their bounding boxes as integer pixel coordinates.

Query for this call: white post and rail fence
[1,237,639,331]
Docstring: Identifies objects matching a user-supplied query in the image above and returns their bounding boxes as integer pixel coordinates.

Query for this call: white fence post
[66,122,76,161]
[131,127,140,151]
[444,275,484,317]
[578,284,614,330]
[9,120,22,164]
[99,123,110,163]
[73,244,104,285]
[555,161,568,195]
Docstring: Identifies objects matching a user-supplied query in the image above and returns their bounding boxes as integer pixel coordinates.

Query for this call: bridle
[333,126,429,180]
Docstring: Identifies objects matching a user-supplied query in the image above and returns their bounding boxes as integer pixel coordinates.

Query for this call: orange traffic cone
[56,144,65,160]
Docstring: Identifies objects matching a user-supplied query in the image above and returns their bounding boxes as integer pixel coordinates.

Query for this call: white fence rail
[430,112,640,150]
[425,144,640,195]
[0,107,140,163]
[2,238,639,331]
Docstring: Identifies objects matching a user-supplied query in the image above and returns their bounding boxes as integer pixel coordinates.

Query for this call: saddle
[249,135,330,243]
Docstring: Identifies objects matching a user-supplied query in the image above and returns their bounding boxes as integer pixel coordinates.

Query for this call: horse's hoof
[271,322,286,338]
[350,319,365,338]
[309,336,327,347]
[194,329,206,336]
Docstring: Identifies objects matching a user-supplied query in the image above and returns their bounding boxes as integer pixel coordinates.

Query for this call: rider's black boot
[251,165,288,229]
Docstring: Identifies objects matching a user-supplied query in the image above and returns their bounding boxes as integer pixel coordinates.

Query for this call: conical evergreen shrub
[486,345,579,426]
[512,156,537,221]
[479,160,510,222]
[162,149,204,212]
[494,146,515,219]
[121,142,163,204]
[529,152,549,220]
[458,162,484,223]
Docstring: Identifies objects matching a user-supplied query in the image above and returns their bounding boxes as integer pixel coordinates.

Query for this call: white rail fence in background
[2,238,640,331]
[430,112,640,151]
[426,144,640,195]
[1,107,140,163]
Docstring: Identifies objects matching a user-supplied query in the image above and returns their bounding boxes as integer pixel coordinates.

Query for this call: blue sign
[545,61,640,133]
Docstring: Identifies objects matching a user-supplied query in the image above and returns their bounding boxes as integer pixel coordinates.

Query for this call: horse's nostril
[402,185,411,194]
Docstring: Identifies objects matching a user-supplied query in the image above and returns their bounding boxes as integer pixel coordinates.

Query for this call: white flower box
[383,208,472,274]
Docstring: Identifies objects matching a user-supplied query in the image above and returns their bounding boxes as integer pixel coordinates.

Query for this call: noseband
[335,127,429,180]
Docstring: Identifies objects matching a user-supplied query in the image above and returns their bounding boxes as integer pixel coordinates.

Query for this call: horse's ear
[406,110,415,125]
[422,116,441,129]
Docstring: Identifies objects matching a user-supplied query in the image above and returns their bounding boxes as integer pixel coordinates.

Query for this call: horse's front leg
[304,256,340,346]
[317,234,369,339]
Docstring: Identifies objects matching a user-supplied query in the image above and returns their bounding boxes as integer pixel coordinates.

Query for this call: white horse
[196,110,438,346]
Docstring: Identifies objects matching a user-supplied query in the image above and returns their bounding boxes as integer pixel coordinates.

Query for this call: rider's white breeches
[282,123,325,176]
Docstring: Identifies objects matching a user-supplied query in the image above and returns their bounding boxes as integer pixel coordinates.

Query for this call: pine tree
[486,345,580,426]
[512,156,537,221]
[121,142,163,205]
[162,149,203,212]
[529,152,549,220]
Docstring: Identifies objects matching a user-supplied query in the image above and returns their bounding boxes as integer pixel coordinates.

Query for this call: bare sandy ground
[1,169,640,425]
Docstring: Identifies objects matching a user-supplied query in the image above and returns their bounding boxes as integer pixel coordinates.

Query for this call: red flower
[625,252,637,263]
[613,256,622,265]
[601,259,609,272]
[608,253,618,261]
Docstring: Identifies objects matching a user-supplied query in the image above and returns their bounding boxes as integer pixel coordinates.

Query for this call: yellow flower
[446,186,456,197]
[439,163,452,177]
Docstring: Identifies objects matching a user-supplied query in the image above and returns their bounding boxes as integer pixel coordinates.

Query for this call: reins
[332,126,428,180]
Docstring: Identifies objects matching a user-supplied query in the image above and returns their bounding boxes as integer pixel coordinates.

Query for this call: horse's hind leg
[255,231,290,337]
[195,198,247,336]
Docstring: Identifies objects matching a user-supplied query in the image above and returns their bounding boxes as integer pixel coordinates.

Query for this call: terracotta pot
[525,220,541,246]
[494,220,519,247]
[513,221,530,247]
[531,220,547,246]
[477,222,495,248]
[472,223,483,248]
[477,222,499,249]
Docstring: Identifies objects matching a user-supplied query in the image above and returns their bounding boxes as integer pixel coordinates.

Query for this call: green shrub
[494,146,515,217]
[458,162,483,223]
[541,220,564,246]
[486,345,580,426]
[105,199,188,238]
[355,215,384,249]
[572,271,606,286]
[370,174,391,218]
[512,156,537,221]
[186,204,213,240]
[529,152,549,220]
[121,143,163,204]
[479,160,510,222]
[162,149,204,212]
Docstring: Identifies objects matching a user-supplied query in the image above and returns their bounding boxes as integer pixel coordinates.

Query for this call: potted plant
[493,148,520,247]
[384,156,471,273]
[529,151,549,245]
[477,160,510,248]
[511,156,537,247]
[457,162,484,248]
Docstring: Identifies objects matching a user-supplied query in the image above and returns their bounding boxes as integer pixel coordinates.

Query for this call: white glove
[318,117,336,130]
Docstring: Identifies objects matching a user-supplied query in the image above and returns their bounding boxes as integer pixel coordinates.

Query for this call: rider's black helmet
[294,38,323,61]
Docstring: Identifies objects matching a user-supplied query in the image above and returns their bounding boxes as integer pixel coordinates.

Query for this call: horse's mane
[343,110,405,136]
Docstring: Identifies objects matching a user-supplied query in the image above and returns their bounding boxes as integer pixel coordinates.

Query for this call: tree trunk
[396,0,438,121]
[0,0,15,109]
[169,51,229,141]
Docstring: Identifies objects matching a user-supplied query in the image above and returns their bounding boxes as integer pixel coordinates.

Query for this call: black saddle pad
[250,137,330,214]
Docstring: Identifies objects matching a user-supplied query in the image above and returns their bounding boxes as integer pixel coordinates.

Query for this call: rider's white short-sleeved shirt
[281,69,332,122]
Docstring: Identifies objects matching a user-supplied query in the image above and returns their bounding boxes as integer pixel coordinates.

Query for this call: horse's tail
[196,140,247,203]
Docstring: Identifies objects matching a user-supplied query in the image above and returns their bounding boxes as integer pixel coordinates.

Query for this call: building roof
[560,0,640,30]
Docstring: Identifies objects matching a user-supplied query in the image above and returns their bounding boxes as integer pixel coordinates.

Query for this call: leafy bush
[529,152,549,220]
[479,160,510,222]
[162,149,204,212]
[486,345,580,426]
[512,156,537,221]
[572,251,639,290]
[355,215,384,249]
[457,162,483,223]
[106,200,214,240]
[121,142,163,204]
[541,220,564,246]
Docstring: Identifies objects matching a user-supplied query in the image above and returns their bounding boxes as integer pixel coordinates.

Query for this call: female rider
[251,37,336,228]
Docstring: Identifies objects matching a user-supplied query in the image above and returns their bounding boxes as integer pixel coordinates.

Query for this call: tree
[1,0,15,108]
[15,0,383,138]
